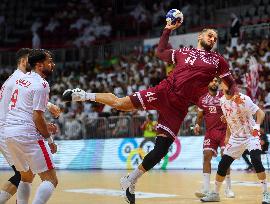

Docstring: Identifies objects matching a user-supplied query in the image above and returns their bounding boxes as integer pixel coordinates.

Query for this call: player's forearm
[195,112,203,126]
[255,109,265,125]
[33,111,50,138]
[155,29,173,62]
[226,125,231,139]
[221,75,238,95]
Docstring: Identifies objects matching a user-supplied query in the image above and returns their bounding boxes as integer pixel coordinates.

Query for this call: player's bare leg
[195,150,213,198]
[221,149,234,198]
[17,169,35,204]
[32,169,58,204]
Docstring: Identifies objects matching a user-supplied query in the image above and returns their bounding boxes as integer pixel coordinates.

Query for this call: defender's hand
[47,103,61,118]
[49,143,57,154]
[194,124,201,135]
[47,123,58,134]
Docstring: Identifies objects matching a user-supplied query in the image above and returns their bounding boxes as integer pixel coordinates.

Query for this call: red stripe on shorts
[38,140,53,170]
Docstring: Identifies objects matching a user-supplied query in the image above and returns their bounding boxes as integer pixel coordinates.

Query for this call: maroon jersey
[156,29,231,105]
[197,91,226,131]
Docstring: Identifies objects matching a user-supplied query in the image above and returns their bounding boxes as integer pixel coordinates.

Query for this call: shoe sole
[200,199,220,202]
[195,192,207,198]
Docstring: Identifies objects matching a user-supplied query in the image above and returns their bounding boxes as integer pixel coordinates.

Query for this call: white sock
[128,168,144,184]
[17,181,31,204]
[0,190,12,203]
[260,179,268,193]
[203,173,211,192]
[225,175,232,190]
[86,93,96,101]
[32,181,55,204]
[214,181,222,194]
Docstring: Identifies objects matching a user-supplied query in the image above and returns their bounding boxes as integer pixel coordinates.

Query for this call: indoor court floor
[0,170,268,204]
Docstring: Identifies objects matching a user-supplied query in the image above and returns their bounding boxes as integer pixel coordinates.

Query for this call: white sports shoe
[224,189,235,198]
[195,190,209,198]
[120,176,135,204]
[262,192,270,204]
[200,192,220,202]
[62,88,87,102]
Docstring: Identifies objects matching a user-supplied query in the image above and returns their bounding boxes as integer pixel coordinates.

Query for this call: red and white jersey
[0,69,25,126]
[220,93,259,140]
[5,72,50,137]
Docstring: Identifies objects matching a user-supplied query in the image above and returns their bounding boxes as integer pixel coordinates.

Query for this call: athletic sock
[203,173,211,192]
[32,181,55,204]
[214,181,222,194]
[128,168,144,184]
[260,179,268,193]
[0,190,12,203]
[17,181,31,204]
[225,175,232,190]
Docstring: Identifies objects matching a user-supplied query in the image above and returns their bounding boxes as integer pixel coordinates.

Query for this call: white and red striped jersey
[5,72,50,138]
[0,69,25,126]
[220,93,259,140]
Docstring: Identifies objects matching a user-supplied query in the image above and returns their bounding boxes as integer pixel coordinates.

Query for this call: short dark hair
[16,48,32,65]
[200,28,218,35]
[28,49,52,68]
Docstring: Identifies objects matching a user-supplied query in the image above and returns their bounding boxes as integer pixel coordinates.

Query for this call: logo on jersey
[145,92,157,103]
[42,82,47,88]
[16,79,31,88]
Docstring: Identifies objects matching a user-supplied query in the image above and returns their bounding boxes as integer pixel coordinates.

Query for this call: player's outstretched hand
[165,21,181,30]
[47,103,61,118]
[49,143,57,154]
[47,123,58,134]
[62,88,87,102]
[220,115,227,124]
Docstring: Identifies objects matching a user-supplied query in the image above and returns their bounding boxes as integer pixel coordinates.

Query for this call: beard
[200,40,213,51]
[209,85,218,92]
[25,63,32,72]
[42,68,53,78]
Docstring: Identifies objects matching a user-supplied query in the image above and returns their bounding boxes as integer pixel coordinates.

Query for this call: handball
[166,9,184,25]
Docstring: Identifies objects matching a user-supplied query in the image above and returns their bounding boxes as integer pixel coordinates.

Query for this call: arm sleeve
[245,95,259,115]
[155,28,175,64]
[218,56,238,95]
[197,98,204,112]
[33,86,49,112]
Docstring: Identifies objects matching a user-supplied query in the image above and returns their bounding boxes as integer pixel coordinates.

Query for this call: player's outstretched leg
[201,155,234,202]
[120,136,174,204]
[249,150,270,204]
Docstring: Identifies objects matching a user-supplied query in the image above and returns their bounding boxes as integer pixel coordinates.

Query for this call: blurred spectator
[230,13,241,47]
[45,17,60,32]
[112,112,130,137]
[140,114,157,138]
[64,112,82,139]
[32,32,41,48]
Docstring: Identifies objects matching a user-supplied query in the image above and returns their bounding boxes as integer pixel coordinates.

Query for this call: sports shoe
[195,190,209,198]
[200,192,220,202]
[262,192,270,204]
[62,88,87,102]
[224,189,235,198]
[120,176,135,204]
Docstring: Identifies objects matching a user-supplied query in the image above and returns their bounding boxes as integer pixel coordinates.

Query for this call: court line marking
[65,188,179,199]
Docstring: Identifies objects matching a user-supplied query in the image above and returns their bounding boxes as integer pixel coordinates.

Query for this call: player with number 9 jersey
[5,72,49,139]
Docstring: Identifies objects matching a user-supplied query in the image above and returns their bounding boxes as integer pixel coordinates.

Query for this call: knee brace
[217,155,234,177]
[8,165,21,188]
[250,150,265,173]
[142,136,174,171]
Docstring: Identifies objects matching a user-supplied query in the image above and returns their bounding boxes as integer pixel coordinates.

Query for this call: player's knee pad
[142,136,174,171]
[250,150,265,173]
[217,155,234,177]
[8,165,21,188]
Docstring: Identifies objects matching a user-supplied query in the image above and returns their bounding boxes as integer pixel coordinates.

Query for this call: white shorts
[5,136,54,174]
[223,136,261,159]
[0,129,14,166]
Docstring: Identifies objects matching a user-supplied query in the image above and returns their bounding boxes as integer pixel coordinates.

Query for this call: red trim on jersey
[38,140,53,170]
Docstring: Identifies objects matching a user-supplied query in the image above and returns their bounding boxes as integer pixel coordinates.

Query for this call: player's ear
[198,33,202,41]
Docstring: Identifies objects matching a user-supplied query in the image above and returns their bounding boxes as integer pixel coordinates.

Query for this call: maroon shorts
[203,129,226,155]
[129,82,188,139]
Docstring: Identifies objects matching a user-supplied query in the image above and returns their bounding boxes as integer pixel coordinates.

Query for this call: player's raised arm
[155,9,183,64]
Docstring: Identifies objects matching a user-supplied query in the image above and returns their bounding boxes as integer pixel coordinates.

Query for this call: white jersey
[5,72,50,138]
[220,93,259,141]
[0,69,25,126]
